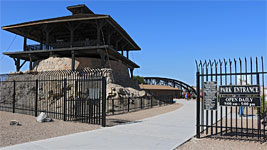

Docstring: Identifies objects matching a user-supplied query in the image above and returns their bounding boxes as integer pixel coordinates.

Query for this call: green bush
[260,96,267,116]
[133,75,145,84]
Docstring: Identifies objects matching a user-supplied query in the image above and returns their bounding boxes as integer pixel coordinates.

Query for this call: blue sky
[0,0,266,85]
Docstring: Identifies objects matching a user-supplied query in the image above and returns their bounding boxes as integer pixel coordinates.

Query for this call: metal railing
[25,40,101,51]
[106,95,174,115]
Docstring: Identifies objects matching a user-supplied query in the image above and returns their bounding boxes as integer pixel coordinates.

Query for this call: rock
[36,112,52,123]
[107,83,147,99]
[10,120,21,126]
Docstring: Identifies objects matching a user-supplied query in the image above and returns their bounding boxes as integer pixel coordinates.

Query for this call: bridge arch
[143,77,197,95]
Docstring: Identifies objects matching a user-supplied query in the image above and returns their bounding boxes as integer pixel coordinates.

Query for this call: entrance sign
[219,85,260,107]
[203,81,217,110]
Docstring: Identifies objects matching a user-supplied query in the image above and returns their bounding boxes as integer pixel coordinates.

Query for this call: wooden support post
[23,37,27,51]
[121,43,128,56]
[40,31,43,50]
[29,54,33,71]
[97,24,101,46]
[65,22,80,48]
[70,30,74,48]
[127,50,129,59]
[107,30,115,46]
[13,58,20,72]
[130,68,134,79]
[96,20,106,46]
[97,49,106,68]
[116,42,119,50]
[107,33,111,45]
[71,50,75,71]
[46,31,49,50]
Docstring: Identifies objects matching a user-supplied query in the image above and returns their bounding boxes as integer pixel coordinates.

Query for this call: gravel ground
[177,137,267,150]
[0,103,182,147]
[0,111,101,147]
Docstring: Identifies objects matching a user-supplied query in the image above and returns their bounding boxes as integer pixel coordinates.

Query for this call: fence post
[13,80,16,113]
[63,78,67,121]
[140,97,143,109]
[101,77,106,127]
[151,96,153,108]
[35,79,38,117]
[256,73,261,139]
[196,71,200,138]
[128,97,130,112]
[112,99,114,115]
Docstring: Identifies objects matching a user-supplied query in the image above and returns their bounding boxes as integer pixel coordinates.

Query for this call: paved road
[1,99,196,150]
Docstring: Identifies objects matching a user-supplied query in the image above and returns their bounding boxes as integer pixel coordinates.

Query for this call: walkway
[1,99,196,150]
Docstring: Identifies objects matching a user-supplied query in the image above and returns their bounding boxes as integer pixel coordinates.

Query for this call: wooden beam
[115,37,123,50]
[71,50,75,71]
[20,60,27,69]
[2,16,109,30]
[106,19,137,49]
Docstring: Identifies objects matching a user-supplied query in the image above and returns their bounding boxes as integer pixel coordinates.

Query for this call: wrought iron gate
[195,57,266,141]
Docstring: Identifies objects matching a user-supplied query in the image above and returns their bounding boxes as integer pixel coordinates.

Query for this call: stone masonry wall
[33,57,138,88]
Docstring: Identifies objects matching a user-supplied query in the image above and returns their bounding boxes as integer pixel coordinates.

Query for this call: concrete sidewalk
[1,99,196,150]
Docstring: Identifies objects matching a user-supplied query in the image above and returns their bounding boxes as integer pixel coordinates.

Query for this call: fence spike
[195,60,199,72]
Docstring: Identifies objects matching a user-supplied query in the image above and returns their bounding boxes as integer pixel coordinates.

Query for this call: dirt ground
[0,103,182,147]
[177,137,267,150]
[177,113,267,150]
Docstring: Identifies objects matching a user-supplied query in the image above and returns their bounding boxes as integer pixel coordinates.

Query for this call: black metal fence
[195,57,266,141]
[0,69,107,126]
[0,69,175,127]
[106,95,174,115]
